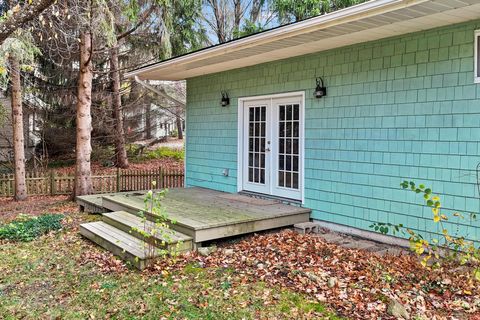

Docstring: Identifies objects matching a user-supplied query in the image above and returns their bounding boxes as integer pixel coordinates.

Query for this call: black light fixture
[314,77,327,99]
[221,91,230,107]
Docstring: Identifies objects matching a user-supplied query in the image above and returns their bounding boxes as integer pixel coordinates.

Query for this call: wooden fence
[0,167,184,197]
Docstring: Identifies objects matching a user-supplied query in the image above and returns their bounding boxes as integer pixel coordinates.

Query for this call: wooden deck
[77,187,311,268]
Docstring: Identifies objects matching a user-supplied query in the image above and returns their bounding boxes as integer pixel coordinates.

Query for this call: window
[476,30,480,83]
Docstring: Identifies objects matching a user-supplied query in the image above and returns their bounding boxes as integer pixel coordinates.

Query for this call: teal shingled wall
[185,20,480,241]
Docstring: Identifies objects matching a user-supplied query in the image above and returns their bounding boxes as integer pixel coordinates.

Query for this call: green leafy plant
[131,181,181,264]
[371,181,480,280]
[0,214,64,242]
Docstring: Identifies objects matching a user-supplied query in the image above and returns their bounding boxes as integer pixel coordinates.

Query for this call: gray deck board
[103,211,192,244]
[80,221,151,259]
[79,187,311,244]
[101,187,310,231]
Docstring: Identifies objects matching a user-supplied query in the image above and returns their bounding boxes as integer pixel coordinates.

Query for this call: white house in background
[0,93,42,162]
[125,102,185,140]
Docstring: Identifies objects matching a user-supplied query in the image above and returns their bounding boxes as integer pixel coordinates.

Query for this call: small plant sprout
[371,181,480,281]
[130,182,181,265]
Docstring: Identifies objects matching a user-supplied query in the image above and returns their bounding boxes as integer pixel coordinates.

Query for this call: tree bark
[145,103,152,139]
[176,114,183,140]
[74,32,93,196]
[233,0,242,34]
[10,57,27,201]
[110,45,129,168]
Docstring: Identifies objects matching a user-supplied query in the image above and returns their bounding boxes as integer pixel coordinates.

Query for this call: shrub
[126,144,143,158]
[0,214,64,242]
[145,147,184,161]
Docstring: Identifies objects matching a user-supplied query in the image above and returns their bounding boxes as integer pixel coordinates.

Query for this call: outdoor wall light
[314,77,327,98]
[221,91,230,107]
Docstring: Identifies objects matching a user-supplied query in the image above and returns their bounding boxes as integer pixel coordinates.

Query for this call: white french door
[240,93,304,201]
[242,99,271,195]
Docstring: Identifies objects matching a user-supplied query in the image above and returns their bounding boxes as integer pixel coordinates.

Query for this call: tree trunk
[10,57,27,201]
[145,103,152,139]
[176,114,183,140]
[110,45,129,168]
[74,32,93,196]
[233,0,242,35]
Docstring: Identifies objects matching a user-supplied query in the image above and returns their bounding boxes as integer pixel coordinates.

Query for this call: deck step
[101,195,196,238]
[80,221,159,270]
[102,211,193,253]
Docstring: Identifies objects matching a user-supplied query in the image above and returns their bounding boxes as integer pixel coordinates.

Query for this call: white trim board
[475,29,480,84]
[237,91,306,204]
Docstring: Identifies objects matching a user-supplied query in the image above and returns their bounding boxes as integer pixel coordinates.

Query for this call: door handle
[266,148,271,152]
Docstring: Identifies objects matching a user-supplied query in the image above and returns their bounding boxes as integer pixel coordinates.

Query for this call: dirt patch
[0,195,77,223]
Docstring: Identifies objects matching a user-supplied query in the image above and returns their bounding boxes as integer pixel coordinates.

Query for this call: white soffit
[126,0,480,81]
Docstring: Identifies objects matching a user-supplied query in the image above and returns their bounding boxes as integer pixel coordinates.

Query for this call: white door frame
[237,91,305,203]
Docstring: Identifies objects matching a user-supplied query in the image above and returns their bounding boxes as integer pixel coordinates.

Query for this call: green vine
[371,181,480,280]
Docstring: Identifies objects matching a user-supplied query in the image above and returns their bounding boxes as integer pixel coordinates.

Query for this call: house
[124,80,186,141]
[124,0,480,244]
[124,102,184,140]
[0,93,41,163]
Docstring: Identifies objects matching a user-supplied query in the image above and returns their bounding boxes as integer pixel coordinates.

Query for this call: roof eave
[125,0,424,80]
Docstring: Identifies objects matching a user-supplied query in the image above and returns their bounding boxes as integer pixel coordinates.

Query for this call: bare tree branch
[0,0,55,44]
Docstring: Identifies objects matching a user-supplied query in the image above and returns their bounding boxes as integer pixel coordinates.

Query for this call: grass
[0,211,341,319]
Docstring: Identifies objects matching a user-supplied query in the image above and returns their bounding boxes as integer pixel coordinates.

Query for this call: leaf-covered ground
[177,231,480,319]
[0,199,339,319]
[1,197,480,319]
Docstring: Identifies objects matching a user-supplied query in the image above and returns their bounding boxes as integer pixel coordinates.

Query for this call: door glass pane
[280,105,285,121]
[285,172,292,188]
[279,122,285,137]
[286,122,292,137]
[248,106,267,184]
[292,173,298,189]
[286,155,291,171]
[293,139,298,154]
[279,138,285,154]
[277,104,300,190]
[286,105,292,120]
